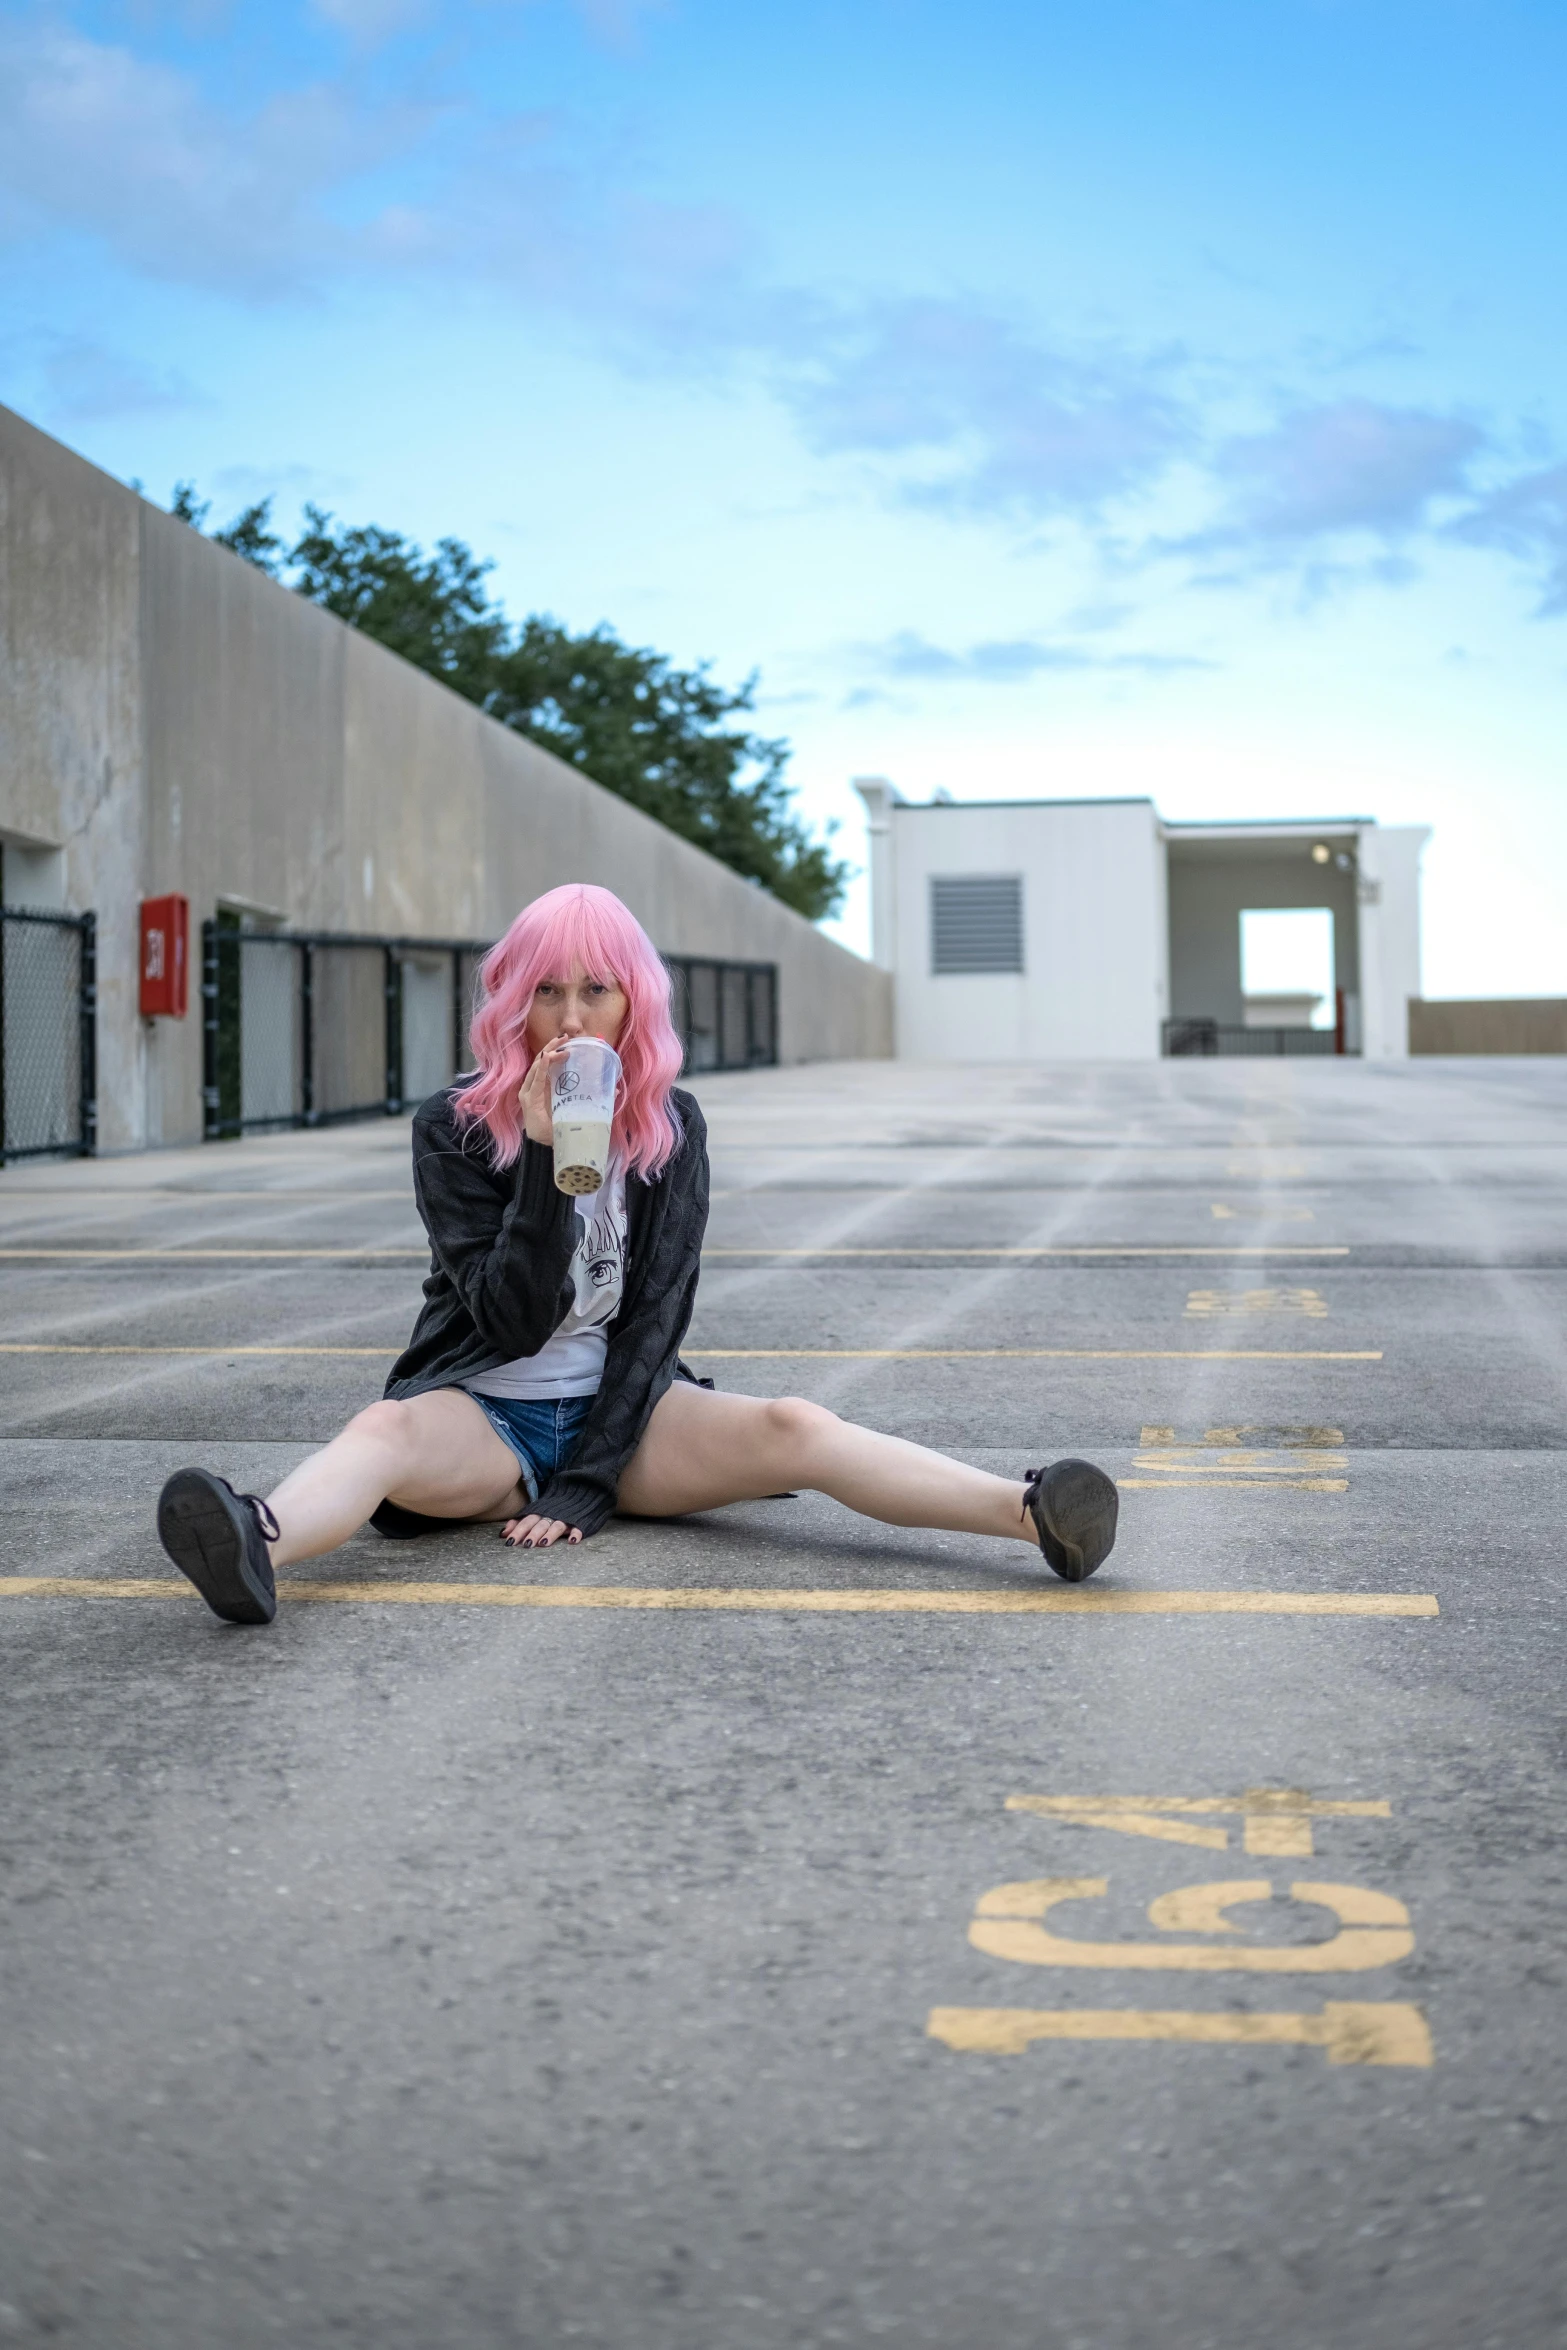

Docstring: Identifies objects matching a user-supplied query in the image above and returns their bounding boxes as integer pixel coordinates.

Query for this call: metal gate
[1162,1019,1341,1058]
[202,923,489,1139]
[0,907,97,1164]
[202,926,781,1138]
[666,958,778,1071]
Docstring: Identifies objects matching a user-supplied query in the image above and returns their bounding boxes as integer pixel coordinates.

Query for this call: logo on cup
[555,1069,582,1097]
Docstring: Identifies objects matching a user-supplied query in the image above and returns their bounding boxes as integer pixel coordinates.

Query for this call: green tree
[213,499,287,573]
[482,621,845,916]
[171,486,848,921]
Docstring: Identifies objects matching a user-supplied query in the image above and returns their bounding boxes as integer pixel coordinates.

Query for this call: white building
[854,782,1428,1062]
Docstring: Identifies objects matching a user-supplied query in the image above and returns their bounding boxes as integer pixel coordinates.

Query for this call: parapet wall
[0,404,890,1150]
[1409,999,1567,1055]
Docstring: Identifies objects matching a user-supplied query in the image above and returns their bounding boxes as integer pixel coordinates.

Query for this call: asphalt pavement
[2,1054,1564,2349]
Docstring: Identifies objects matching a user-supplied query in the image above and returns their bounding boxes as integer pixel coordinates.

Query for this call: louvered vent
[929,875,1024,975]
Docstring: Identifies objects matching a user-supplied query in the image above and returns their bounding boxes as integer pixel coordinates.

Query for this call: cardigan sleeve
[411,1100,581,1361]
[527,1095,710,1538]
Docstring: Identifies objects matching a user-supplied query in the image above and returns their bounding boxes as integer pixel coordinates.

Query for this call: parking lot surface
[2,1055,1564,2349]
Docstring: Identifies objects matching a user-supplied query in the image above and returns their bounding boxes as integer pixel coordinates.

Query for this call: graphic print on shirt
[461,1159,629,1400]
[571,1175,626,1327]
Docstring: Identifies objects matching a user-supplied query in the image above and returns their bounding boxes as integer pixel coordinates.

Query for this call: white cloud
[0,22,420,297]
[1207,399,1483,543]
[857,629,1212,682]
[304,0,668,49]
[39,335,204,420]
[788,300,1190,521]
[4,17,1562,635]
[310,0,427,36]
[1448,462,1567,615]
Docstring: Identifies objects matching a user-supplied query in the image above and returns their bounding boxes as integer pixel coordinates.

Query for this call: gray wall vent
[929,875,1024,975]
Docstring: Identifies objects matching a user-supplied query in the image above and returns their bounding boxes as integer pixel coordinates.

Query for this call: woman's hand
[500,1512,582,1549]
[519,1037,570,1148]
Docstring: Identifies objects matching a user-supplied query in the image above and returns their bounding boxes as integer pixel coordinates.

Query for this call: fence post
[78,912,97,1157]
[384,947,402,1114]
[300,942,315,1125]
[200,920,221,1140]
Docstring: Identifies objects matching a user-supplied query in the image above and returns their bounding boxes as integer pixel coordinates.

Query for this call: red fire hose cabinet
[139,894,189,1018]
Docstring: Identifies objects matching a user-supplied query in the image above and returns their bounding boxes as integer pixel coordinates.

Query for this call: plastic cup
[550,1036,620,1195]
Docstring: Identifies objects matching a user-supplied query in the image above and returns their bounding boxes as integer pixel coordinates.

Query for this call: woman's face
[526,961,629,1054]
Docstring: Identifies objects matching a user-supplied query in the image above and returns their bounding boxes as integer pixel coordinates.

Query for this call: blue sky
[3,0,1565,989]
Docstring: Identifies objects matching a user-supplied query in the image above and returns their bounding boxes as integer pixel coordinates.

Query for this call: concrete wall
[1357,826,1428,1061]
[0,403,891,1150]
[868,794,1167,1059]
[1409,999,1567,1054]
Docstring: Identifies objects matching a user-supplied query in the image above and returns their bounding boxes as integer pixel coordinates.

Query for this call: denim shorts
[466,1391,594,1505]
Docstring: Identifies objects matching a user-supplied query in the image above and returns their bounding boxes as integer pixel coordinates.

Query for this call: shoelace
[222,1479,280,1544]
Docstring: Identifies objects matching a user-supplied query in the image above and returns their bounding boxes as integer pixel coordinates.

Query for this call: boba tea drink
[550,1036,620,1195]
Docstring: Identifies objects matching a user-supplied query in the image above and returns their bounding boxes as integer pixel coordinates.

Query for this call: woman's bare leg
[265,1389,528,1568]
[609,1383,1037,1547]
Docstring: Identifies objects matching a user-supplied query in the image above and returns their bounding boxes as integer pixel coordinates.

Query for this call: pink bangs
[453,885,685,1178]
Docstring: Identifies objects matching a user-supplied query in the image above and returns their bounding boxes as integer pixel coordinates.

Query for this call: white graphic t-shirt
[463,1160,628,1400]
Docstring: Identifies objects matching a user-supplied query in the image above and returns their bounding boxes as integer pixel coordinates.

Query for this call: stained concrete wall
[0,403,891,1151]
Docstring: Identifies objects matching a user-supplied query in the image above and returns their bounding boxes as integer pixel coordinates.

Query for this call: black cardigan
[382,1082,710,1537]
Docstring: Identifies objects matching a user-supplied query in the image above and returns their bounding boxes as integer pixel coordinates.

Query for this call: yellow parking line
[0,1343,396,1356]
[0,1248,426,1261]
[0,1343,1383,1362]
[0,1578,1438,1616]
[685,1348,1383,1361]
[703,1246,1350,1259]
[0,1240,1353,1259]
[927,2004,1433,2064]
[0,1243,1348,1262]
[1116,1478,1348,1491]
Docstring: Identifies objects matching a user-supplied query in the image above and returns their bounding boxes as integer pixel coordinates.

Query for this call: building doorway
[1239,907,1336,1031]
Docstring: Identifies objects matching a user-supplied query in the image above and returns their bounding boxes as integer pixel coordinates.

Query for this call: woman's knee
[762,1394,839,1461]
[345,1398,416,1455]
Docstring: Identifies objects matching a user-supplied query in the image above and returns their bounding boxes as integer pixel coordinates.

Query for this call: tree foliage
[171,486,848,921]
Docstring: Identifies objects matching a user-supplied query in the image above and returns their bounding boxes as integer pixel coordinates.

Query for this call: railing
[202,926,782,1138]
[0,907,96,1164]
[666,957,777,1072]
[1163,1018,1340,1058]
[202,924,488,1139]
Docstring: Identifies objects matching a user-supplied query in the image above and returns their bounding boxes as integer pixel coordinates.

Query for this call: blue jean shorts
[466,1392,594,1505]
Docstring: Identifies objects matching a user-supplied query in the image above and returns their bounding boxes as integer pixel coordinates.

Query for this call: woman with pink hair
[154,884,1119,1624]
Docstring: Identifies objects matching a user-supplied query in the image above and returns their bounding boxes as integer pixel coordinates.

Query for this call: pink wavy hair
[454,884,684,1177]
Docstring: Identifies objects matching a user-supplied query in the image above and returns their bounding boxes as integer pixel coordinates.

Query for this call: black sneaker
[1022,1458,1120,1584]
[156,1469,280,1625]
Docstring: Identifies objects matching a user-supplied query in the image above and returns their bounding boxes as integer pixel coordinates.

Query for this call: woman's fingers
[520,1038,568,1144]
[500,1515,577,1549]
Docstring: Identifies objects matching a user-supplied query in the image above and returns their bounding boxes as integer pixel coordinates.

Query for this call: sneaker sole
[156,1469,276,1625]
[1031,1457,1120,1584]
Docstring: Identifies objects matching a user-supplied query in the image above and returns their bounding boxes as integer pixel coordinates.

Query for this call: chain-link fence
[202,923,490,1139]
[203,926,780,1138]
[0,907,96,1164]
[666,958,777,1072]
